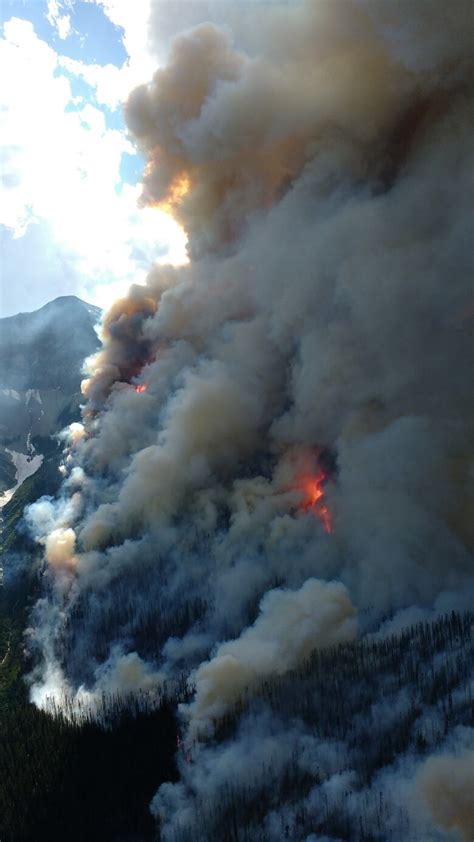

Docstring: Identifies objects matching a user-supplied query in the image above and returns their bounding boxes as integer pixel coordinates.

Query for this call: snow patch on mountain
[0,450,44,509]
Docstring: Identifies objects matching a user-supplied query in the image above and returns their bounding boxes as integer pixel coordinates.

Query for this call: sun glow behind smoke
[299,470,333,533]
[140,174,190,266]
[144,204,189,267]
[146,172,191,217]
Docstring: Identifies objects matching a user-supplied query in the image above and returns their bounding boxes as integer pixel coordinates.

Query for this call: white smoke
[184,578,357,739]
[416,749,474,842]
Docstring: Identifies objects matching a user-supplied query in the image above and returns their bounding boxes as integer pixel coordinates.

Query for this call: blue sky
[0,0,128,64]
[0,0,187,316]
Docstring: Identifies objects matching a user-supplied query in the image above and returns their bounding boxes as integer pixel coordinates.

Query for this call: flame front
[299,470,333,533]
[134,384,148,394]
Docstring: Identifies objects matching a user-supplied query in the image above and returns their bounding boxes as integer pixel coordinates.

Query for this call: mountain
[0,295,100,453]
[0,295,101,392]
[0,296,101,554]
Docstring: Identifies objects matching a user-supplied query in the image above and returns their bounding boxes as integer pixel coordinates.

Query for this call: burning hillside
[23,1,474,839]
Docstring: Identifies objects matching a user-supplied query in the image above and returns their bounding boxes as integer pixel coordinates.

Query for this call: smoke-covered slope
[0,296,100,556]
[1,613,472,842]
[0,295,100,455]
[0,295,101,393]
[156,612,473,842]
[21,2,474,840]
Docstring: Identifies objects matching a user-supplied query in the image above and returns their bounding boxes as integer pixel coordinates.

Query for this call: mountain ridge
[0,295,101,393]
[0,295,102,552]
[0,295,101,324]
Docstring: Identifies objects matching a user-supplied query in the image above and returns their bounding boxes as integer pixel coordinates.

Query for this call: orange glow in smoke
[157,173,191,214]
[134,384,148,394]
[299,470,333,533]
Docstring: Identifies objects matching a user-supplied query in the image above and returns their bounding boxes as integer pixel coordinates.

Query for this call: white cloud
[57,55,126,110]
[92,0,156,75]
[51,1,157,113]
[81,0,156,107]
[47,0,72,40]
[0,17,186,315]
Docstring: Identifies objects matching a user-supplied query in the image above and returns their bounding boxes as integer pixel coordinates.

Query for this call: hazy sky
[0,0,187,317]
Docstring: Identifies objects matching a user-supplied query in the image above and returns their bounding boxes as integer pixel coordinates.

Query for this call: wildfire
[298,470,333,533]
[134,384,148,394]
[157,172,191,215]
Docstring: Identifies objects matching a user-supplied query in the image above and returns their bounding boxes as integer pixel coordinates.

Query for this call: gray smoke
[25,0,473,836]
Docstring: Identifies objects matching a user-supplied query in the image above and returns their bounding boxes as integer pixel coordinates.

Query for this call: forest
[1,595,472,841]
[1,476,180,842]
[160,611,473,842]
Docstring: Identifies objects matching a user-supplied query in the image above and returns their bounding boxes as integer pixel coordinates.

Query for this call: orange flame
[157,173,191,215]
[298,470,333,533]
[134,384,148,394]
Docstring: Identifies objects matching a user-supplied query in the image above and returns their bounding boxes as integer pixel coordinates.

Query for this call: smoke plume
[416,749,474,841]
[24,0,473,837]
[184,577,356,739]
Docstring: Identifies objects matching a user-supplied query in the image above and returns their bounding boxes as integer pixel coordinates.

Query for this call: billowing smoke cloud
[24,0,473,836]
[184,577,356,739]
[127,7,417,256]
[44,527,77,571]
[416,749,474,841]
